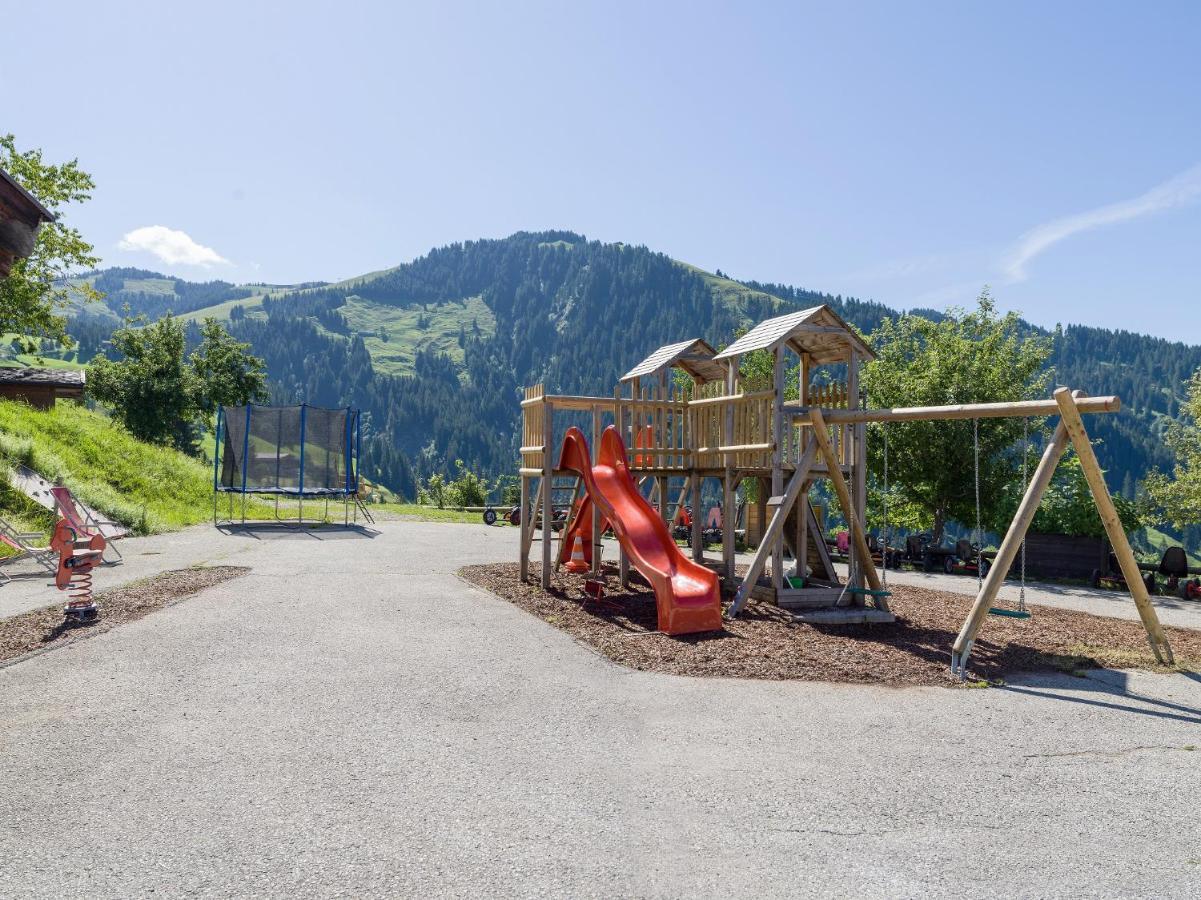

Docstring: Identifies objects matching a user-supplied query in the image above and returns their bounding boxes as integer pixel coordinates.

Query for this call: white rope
[974,418,983,591]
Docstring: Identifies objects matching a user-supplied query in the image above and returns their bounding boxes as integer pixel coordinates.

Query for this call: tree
[0,135,100,343]
[89,316,199,448]
[1142,366,1201,529]
[860,291,1053,542]
[190,318,268,416]
[89,315,266,451]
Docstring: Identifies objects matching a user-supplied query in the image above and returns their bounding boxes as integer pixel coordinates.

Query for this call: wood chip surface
[460,563,1201,686]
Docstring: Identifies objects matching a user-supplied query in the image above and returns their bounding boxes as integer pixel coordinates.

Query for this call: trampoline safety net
[217,404,360,495]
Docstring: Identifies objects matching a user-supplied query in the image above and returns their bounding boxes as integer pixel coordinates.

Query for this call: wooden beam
[728,437,819,616]
[951,419,1071,675]
[541,401,554,590]
[519,475,533,582]
[809,409,884,602]
[1054,388,1174,666]
[771,347,785,590]
[787,395,1121,424]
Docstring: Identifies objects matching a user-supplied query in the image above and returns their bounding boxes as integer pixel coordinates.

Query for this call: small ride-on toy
[942,538,991,577]
[1091,550,1157,595]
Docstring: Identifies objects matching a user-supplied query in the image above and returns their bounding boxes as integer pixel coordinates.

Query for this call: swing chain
[881,424,889,589]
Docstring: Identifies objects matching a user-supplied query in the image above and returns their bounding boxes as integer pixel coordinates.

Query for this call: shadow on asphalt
[1000,670,1201,725]
[215,524,380,541]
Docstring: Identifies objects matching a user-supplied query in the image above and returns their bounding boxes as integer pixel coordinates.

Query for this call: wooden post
[541,401,554,590]
[845,350,863,593]
[723,359,738,581]
[519,474,531,582]
[951,419,1071,674]
[1054,388,1174,666]
[809,409,884,599]
[690,470,703,562]
[771,347,785,590]
[728,437,819,616]
[615,385,630,587]
[591,403,602,574]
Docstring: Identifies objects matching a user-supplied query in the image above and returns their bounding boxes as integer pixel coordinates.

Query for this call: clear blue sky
[6,1,1200,339]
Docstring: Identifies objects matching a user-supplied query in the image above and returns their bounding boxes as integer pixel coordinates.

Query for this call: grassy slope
[0,401,233,542]
[341,295,495,376]
[678,263,792,325]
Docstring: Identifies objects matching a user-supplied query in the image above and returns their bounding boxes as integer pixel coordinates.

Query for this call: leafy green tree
[860,291,1053,542]
[89,316,199,448]
[89,315,266,451]
[0,135,100,343]
[996,452,1139,538]
[447,459,488,507]
[190,318,268,416]
[1142,367,1201,529]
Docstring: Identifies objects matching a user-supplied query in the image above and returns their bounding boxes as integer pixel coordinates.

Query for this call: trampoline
[213,404,364,525]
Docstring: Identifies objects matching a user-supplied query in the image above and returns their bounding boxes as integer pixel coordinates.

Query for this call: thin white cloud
[1004,162,1201,282]
[118,225,229,267]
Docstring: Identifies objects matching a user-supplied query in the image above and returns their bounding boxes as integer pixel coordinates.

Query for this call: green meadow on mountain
[12,231,1200,526]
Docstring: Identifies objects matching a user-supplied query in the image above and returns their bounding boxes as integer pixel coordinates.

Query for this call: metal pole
[241,405,251,525]
[298,404,307,526]
[213,406,223,524]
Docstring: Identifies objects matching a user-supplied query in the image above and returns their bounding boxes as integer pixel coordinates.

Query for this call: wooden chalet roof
[620,338,726,384]
[0,367,86,388]
[712,305,875,364]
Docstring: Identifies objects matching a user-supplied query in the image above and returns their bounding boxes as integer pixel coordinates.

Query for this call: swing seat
[988,607,1032,619]
[846,586,892,598]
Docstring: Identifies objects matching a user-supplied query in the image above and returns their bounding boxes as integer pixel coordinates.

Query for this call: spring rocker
[516,305,1175,672]
[50,517,106,625]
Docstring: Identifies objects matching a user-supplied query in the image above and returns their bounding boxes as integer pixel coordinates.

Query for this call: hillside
[40,231,1201,514]
[0,400,219,544]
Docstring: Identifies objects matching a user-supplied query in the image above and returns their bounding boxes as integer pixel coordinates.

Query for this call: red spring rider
[50,517,106,625]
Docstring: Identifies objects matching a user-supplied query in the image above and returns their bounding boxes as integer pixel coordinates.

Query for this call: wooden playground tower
[517,305,1175,675]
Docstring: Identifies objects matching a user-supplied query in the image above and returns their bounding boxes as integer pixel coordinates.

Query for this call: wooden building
[0,367,86,409]
[0,166,55,277]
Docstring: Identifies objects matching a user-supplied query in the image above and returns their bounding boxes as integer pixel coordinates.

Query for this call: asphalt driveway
[2,521,1199,898]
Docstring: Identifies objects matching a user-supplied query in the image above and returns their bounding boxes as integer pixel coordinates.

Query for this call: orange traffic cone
[565,538,589,573]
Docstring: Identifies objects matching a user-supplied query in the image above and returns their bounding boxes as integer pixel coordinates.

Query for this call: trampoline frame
[212,403,364,527]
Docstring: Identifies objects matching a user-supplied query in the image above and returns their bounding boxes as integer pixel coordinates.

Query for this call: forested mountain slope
[50,231,1201,502]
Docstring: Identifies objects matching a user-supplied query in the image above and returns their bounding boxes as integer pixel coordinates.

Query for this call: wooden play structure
[517,305,1174,674]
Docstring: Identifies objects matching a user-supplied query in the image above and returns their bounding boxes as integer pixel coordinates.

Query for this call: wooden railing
[518,379,855,475]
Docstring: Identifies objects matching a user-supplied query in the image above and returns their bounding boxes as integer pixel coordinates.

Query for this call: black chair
[1159,546,1189,578]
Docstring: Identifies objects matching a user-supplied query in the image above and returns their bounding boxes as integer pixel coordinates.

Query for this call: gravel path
[2,521,1199,898]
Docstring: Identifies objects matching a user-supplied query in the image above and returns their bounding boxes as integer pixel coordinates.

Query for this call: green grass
[371,502,491,524]
[177,293,270,324]
[340,295,496,376]
[0,333,86,369]
[1137,525,1201,566]
[675,262,792,326]
[0,400,273,543]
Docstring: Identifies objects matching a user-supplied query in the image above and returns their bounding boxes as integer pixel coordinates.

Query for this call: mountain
[38,231,1201,511]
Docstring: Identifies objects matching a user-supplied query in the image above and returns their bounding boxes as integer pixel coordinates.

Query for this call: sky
[4,1,1200,339]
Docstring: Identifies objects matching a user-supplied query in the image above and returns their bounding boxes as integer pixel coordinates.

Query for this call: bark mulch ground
[460,563,1201,687]
[0,566,250,666]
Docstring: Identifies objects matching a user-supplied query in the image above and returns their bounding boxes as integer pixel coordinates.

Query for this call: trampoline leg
[299,493,303,526]
[241,490,246,525]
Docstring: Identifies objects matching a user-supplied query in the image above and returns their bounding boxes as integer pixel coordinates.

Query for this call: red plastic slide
[557,426,722,635]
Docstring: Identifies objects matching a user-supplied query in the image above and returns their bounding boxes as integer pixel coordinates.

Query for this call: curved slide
[557,426,722,636]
